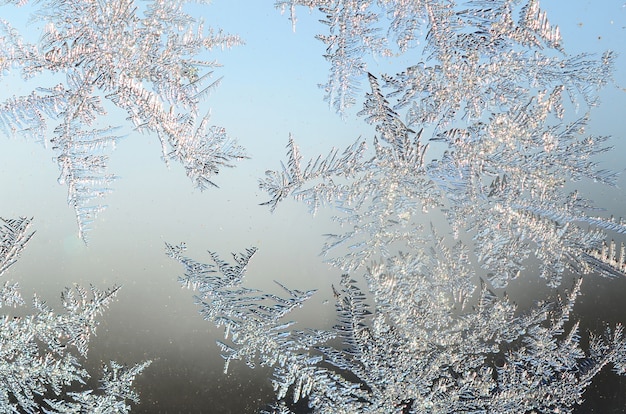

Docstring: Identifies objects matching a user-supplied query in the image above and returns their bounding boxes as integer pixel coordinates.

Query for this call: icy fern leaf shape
[317,276,626,413]
[0,216,150,413]
[0,283,150,413]
[166,113,248,190]
[583,239,626,279]
[260,401,293,414]
[0,85,68,141]
[266,0,622,285]
[255,1,626,412]
[276,0,390,115]
[53,124,121,242]
[278,0,608,121]
[167,243,352,406]
[172,246,626,413]
[43,360,153,414]
[0,0,244,242]
[259,133,367,213]
[0,216,34,277]
[362,226,475,332]
[261,97,439,272]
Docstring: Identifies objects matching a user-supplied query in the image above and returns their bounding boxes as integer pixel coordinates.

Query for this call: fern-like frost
[0,216,150,413]
[0,0,245,242]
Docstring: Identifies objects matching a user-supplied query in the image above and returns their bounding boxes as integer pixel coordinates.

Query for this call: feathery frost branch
[251,0,626,412]
[0,216,150,412]
[0,0,245,242]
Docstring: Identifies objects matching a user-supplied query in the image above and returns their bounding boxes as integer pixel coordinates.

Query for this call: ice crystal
[42,360,153,414]
[216,0,626,412]
[165,243,334,385]
[583,239,626,279]
[0,216,150,413]
[268,0,623,286]
[170,245,626,413]
[0,216,34,277]
[0,0,246,242]
[276,0,391,115]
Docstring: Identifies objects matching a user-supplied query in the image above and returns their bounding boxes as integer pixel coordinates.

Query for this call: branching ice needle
[0,0,245,243]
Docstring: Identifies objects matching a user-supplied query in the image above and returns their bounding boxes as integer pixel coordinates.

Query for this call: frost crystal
[0,216,150,413]
[166,243,334,386]
[238,0,626,412]
[0,216,34,277]
[0,0,246,242]
[268,0,623,285]
[170,245,626,413]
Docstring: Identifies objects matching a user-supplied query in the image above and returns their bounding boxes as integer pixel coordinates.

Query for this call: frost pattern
[0,0,246,242]
[165,243,335,393]
[172,0,626,412]
[277,0,391,115]
[267,0,623,286]
[0,216,34,277]
[170,245,626,413]
[0,216,150,413]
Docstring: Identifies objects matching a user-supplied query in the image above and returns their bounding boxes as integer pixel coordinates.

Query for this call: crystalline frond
[3,223,147,412]
[0,280,24,308]
[421,94,617,287]
[165,112,249,190]
[607,324,626,376]
[276,0,611,120]
[58,284,122,356]
[358,72,428,164]
[517,0,562,50]
[169,246,626,411]
[583,238,626,278]
[260,401,294,414]
[363,229,476,337]
[207,246,258,289]
[165,242,257,292]
[0,281,150,413]
[333,271,626,412]
[308,272,559,412]
[259,134,368,213]
[0,87,69,141]
[380,17,611,133]
[260,116,440,272]
[165,242,219,291]
[262,129,438,273]
[275,0,391,115]
[331,275,372,357]
[377,0,429,51]
[316,0,390,115]
[168,243,333,400]
[51,123,121,244]
[0,216,34,277]
[490,279,626,412]
[43,360,152,414]
[266,1,619,287]
[0,18,42,76]
[0,0,245,242]
[260,1,626,412]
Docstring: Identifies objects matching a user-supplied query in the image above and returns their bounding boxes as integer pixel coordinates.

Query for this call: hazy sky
[1,1,626,412]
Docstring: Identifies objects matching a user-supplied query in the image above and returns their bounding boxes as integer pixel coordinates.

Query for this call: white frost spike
[257,0,626,412]
[0,217,150,412]
[584,240,626,278]
[0,216,34,277]
[0,0,245,243]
